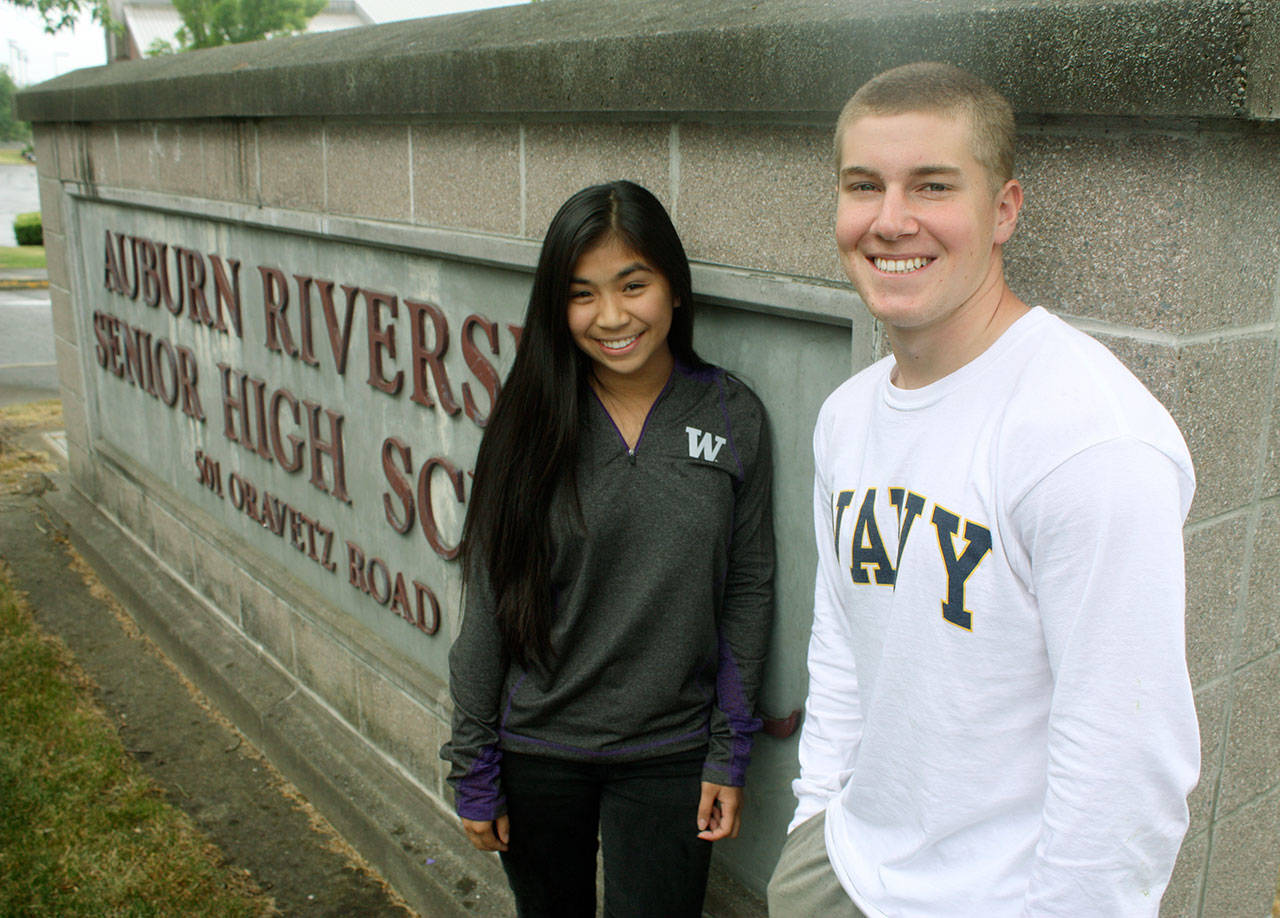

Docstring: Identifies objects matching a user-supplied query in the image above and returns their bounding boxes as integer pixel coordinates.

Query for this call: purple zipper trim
[591,367,676,457]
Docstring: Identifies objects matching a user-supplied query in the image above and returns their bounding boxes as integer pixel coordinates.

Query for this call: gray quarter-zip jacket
[442,362,775,821]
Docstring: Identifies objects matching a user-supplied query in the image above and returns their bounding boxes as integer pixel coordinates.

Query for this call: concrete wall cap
[16,0,1280,124]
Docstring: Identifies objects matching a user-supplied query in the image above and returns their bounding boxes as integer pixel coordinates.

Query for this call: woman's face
[566,235,676,389]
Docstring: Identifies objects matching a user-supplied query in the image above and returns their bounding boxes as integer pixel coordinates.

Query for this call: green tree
[0,66,31,142]
[2,0,111,34]
[170,0,326,50]
[4,0,319,48]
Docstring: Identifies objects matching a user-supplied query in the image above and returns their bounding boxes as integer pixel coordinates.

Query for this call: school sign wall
[18,1,1280,915]
[80,200,530,664]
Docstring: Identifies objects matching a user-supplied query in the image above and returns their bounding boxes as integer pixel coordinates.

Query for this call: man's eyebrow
[839,164,965,180]
[839,165,878,180]
[911,164,964,178]
[570,262,652,285]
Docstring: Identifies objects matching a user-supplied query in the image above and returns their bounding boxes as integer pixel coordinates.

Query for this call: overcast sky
[2,0,521,88]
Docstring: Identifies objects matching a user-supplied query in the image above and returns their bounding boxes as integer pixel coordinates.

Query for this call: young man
[768,62,1199,917]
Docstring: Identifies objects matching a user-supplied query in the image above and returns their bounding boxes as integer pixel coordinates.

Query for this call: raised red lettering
[209,255,243,338]
[367,557,392,605]
[291,275,323,367]
[289,508,307,552]
[461,313,502,427]
[217,363,253,448]
[405,299,459,414]
[303,400,349,503]
[175,346,203,421]
[417,455,464,560]
[259,492,285,536]
[92,312,116,371]
[137,237,161,308]
[103,231,124,294]
[269,388,305,472]
[152,338,179,406]
[180,248,212,326]
[381,437,415,535]
[413,581,441,635]
[390,572,411,620]
[365,291,404,395]
[121,324,153,394]
[117,232,139,299]
[323,284,361,375]
[346,540,367,592]
[228,472,246,510]
[260,266,298,357]
[157,243,184,316]
[247,376,271,461]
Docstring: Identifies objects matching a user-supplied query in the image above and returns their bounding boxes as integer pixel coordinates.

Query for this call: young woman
[441,180,774,918]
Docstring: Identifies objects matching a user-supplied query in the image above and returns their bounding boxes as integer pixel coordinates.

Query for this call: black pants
[498,748,713,918]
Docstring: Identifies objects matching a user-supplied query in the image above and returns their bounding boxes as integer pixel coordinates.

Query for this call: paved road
[0,286,58,399]
[1,163,40,247]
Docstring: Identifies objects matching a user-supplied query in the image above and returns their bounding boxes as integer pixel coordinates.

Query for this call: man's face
[835,110,1020,337]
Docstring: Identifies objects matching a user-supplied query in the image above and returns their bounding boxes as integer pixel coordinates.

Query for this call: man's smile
[871,256,934,274]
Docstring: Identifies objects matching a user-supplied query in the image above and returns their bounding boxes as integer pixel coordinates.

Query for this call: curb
[0,279,50,290]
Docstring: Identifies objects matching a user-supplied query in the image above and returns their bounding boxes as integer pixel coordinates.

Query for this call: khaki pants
[766,811,868,918]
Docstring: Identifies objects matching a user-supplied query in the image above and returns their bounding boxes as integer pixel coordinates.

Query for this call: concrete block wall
[1004,122,1280,917]
[19,0,1280,912]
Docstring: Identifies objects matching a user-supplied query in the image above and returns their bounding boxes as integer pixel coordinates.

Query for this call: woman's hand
[462,814,510,852]
[696,782,743,841]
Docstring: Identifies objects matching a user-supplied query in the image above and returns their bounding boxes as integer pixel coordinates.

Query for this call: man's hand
[462,814,510,852]
[697,782,743,841]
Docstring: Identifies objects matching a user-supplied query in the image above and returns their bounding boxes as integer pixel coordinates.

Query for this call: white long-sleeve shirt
[793,306,1199,917]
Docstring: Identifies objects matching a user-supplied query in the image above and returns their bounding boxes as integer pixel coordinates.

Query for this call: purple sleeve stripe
[703,760,730,777]
[455,744,504,821]
[717,630,762,785]
[727,733,754,786]
[715,375,746,482]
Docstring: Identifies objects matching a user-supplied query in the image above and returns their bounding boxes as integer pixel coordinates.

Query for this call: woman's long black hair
[460,180,708,669]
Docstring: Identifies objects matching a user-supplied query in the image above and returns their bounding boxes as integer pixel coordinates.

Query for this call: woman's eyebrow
[570,262,652,285]
[613,262,651,280]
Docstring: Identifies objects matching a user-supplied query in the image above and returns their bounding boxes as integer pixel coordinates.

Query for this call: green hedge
[14,212,42,247]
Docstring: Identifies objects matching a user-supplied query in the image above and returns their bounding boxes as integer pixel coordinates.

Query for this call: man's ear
[993,179,1023,245]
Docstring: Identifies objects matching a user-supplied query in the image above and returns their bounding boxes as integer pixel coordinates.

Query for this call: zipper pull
[628,447,636,466]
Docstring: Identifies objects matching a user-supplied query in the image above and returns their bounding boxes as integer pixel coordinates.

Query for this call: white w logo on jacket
[686,426,727,462]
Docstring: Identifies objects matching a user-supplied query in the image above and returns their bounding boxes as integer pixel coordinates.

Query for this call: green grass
[0,149,32,166]
[0,246,46,270]
[0,566,274,917]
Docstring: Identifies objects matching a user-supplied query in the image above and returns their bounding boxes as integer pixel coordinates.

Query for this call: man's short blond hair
[834,62,1016,190]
